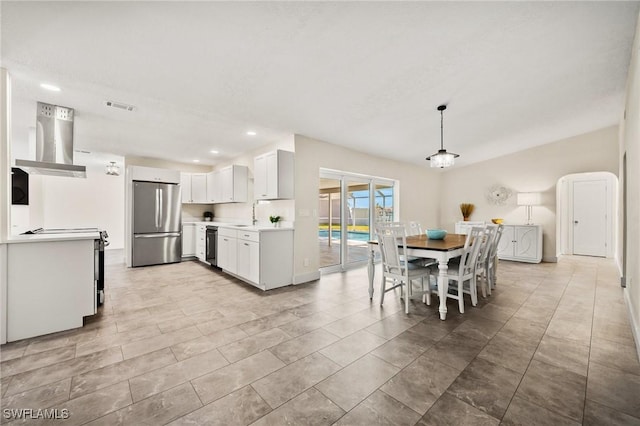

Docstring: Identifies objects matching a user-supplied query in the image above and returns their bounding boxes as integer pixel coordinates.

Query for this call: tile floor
[1,252,639,425]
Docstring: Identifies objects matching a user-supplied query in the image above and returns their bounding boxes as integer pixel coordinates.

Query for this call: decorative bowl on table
[426,229,447,240]
[491,218,504,224]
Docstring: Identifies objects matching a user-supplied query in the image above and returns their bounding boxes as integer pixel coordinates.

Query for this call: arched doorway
[556,172,617,258]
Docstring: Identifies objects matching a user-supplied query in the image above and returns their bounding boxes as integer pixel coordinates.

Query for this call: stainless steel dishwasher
[205,226,218,266]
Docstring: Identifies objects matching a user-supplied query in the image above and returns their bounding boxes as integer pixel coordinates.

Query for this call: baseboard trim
[623,289,640,363]
[543,256,558,263]
[293,271,321,285]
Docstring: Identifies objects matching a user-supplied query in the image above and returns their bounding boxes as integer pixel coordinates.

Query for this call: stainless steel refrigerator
[132,181,182,267]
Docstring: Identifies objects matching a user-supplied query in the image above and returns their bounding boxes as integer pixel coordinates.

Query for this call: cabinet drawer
[219,227,238,238]
[237,230,259,243]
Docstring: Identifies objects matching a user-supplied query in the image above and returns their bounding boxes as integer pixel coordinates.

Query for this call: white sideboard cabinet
[455,221,485,235]
[497,224,542,263]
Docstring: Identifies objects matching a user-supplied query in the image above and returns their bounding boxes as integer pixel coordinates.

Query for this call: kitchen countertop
[183,221,293,231]
[7,232,101,244]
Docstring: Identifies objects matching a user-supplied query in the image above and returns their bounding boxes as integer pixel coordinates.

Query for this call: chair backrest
[459,226,484,275]
[407,221,423,236]
[477,225,498,266]
[376,225,408,276]
[487,224,504,260]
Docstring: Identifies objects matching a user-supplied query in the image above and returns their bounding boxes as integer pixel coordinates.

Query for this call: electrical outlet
[303,258,310,267]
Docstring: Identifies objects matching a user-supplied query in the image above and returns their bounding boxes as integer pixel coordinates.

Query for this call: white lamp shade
[517,192,541,206]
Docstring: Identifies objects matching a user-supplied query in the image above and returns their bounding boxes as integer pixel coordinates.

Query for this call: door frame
[319,168,396,273]
[556,172,617,259]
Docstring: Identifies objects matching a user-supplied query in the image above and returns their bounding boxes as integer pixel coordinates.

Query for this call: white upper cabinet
[254,150,294,200]
[180,172,208,204]
[206,171,221,203]
[129,165,180,184]
[219,165,248,203]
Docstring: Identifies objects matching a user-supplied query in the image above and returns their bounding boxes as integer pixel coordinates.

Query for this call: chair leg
[470,277,478,306]
[380,276,386,306]
[479,272,487,298]
[405,281,409,314]
[457,281,465,314]
[424,275,432,305]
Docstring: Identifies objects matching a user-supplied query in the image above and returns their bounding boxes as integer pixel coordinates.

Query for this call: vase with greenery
[460,203,474,221]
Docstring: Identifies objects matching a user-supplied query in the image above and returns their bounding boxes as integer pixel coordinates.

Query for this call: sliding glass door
[319,170,396,271]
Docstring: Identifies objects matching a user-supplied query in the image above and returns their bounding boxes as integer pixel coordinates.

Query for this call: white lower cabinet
[196,224,207,262]
[182,223,196,257]
[217,228,237,272]
[497,224,542,263]
[218,227,293,290]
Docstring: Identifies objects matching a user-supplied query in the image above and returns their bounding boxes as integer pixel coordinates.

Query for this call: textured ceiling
[2,1,639,167]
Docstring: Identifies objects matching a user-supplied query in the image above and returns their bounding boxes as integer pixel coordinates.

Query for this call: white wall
[293,134,442,283]
[438,126,619,262]
[30,152,126,249]
[620,9,640,357]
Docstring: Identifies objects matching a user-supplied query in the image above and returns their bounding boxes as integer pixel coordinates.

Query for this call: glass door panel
[346,180,371,264]
[318,178,341,268]
[374,183,395,225]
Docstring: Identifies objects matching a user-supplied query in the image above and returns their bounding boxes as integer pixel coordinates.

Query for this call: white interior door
[573,180,607,257]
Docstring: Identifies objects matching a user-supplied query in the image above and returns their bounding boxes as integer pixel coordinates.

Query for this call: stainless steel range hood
[15,102,86,178]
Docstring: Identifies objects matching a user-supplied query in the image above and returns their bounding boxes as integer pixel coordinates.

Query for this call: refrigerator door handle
[159,187,163,228]
[134,232,181,239]
[155,188,160,229]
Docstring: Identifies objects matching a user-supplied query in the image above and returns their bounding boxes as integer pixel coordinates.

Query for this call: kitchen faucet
[252,202,258,225]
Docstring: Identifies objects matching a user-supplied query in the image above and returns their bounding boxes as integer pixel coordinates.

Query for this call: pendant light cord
[440,108,444,150]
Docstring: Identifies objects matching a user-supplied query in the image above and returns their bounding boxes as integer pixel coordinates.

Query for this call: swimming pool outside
[318,230,370,241]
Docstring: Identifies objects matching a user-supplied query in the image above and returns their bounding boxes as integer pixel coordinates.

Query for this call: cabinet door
[515,226,539,260]
[497,225,514,258]
[220,167,233,202]
[191,174,207,203]
[254,155,268,200]
[217,235,237,273]
[180,173,192,203]
[237,240,259,284]
[206,171,220,203]
[265,151,278,199]
[182,224,196,256]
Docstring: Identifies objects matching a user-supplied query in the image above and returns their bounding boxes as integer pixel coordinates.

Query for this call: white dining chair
[428,226,484,313]
[407,221,423,236]
[376,225,432,314]
[485,224,504,293]
[475,225,498,298]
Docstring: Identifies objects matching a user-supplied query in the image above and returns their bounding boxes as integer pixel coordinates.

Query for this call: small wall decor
[486,185,513,206]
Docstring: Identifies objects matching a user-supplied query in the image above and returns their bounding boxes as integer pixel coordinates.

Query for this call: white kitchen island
[3,232,99,342]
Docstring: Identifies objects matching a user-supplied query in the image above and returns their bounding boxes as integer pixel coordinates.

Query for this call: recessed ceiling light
[40,83,61,92]
[210,150,219,154]
[246,131,257,136]
[193,159,200,163]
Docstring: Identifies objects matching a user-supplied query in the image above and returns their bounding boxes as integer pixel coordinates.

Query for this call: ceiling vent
[104,100,135,112]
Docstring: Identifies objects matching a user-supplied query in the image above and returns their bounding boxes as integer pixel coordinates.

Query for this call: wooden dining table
[367,233,467,320]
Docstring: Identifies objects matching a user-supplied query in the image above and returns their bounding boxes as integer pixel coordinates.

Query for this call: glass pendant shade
[106,162,120,176]
[428,150,458,168]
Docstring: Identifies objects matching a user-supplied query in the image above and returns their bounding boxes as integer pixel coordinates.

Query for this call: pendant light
[105,161,120,176]
[426,104,459,168]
